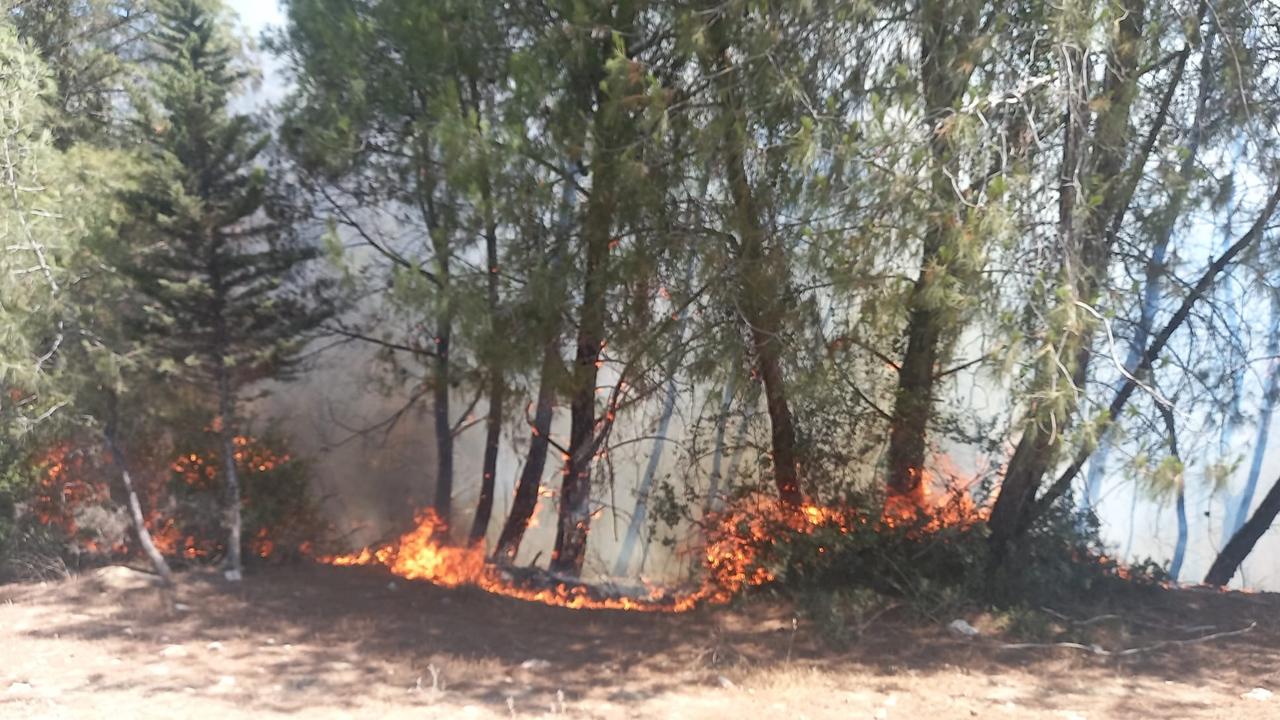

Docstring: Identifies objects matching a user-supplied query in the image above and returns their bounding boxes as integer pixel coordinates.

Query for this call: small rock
[206,641,224,652]
[387,581,398,591]
[92,566,162,592]
[210,675,236,693]
[948,619,981,638]
[716,675,737,690]
[6,682,33,694]
[1242,688,1273,702]
[520,658,551,671]
[223,569,242,582]
[160,645,188,658]
[173,603,191,612]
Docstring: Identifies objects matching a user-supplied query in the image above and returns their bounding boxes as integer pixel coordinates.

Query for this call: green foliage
[727,491,1166,642]
[117,0,332,399]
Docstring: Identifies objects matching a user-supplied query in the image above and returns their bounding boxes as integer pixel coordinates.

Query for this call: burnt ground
[1,564,1278,719]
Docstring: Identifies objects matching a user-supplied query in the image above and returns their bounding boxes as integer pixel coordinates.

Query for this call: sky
[227,0,288,109]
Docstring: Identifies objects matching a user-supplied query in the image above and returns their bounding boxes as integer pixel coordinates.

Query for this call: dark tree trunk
[885,0,981,500]
[887,309,940,498]
[753,333,803,505]
[433,321,453,523]
[492,343,557,564]
[1205,472,1280,587]
[988,2,1147,559]
[549,3,637,576]
[705,14,803,506]
[470,126,504,546]
[492,152,577,565]
[471,369,504,545]
[550,164,614,576]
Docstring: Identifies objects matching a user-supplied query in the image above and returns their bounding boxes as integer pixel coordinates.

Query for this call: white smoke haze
[230,0,1280,591]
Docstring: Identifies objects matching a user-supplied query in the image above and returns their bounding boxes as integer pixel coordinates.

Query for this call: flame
[31,444,112,545]
[321,510,689,611]
[317,459,999,613]
[30,435,287,562]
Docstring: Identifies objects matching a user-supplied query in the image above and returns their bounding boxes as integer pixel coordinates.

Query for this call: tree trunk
[1204,470,1280,587]
[470,123,504,546]
[216,369,243,581]
[492,155,577,565]
[704,377,736,513]
[753,337,803,505]
[705,14,802,506]
[886,0,981,500]
[1171,484,1188,581]
[549,3,637,576]
[723,385,760,498]
[988,2,1147,557]
[550,163,614,575]
[1157,402,1187,580]
[1229,292,1280,538]
[433,322,453,523]
[104,429,174,586]
[492,343,557,564]
[613,363,681,577]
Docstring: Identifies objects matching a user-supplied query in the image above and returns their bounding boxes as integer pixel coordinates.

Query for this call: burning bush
[164,432,325,564]
[741,487,1168,637]
[1,430,325,578]
[0,442,128,581]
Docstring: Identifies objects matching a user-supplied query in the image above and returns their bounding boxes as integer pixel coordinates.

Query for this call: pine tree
[119,0,331,580]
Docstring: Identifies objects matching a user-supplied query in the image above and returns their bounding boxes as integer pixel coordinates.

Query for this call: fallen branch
[996,620,1256,656]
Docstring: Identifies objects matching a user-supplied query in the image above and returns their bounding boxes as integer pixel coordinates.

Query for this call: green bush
[717,490,1164,642]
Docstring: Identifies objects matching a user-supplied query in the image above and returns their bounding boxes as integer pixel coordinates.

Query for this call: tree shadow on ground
[1,563,1275,717]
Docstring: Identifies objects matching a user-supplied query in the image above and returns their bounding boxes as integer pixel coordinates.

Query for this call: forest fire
[318,479,990,613]
[29,435,291,563]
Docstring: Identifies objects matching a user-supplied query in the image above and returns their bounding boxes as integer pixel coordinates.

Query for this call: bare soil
[2,564,1278,719]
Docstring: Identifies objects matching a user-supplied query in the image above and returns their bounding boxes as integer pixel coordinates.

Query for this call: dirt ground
[1,564,1278,719]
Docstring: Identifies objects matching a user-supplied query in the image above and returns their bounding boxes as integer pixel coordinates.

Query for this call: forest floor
[1,564,1278,719]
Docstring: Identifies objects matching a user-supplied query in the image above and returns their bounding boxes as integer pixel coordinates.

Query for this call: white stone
[947,619,980,638]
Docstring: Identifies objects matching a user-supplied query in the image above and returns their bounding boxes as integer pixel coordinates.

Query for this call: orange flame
[318,488,979,614]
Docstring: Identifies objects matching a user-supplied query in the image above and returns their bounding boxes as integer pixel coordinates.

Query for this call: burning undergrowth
[316,482,993,613]
[8,432,322,577]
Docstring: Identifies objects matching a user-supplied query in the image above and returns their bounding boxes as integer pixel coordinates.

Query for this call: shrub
[707,489,1160,641]
[165,431,325,564]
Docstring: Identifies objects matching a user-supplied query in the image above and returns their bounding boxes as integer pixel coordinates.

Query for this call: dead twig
[996,620,1257,656]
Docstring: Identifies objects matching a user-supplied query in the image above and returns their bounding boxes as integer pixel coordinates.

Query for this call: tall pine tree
[119,0,331,580]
